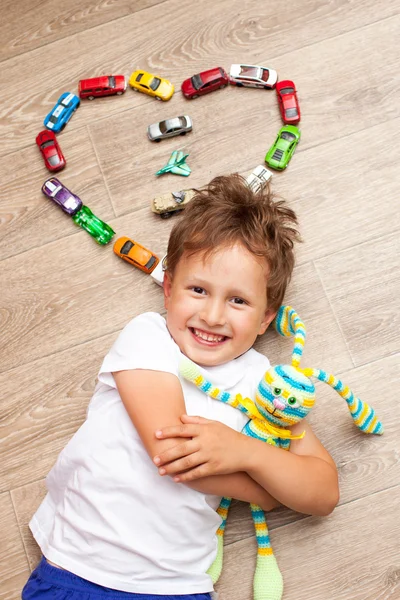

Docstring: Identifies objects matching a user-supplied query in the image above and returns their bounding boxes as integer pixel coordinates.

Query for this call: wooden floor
[1,0,399,598]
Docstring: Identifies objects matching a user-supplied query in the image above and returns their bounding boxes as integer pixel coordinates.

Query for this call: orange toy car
[113,237,159,274]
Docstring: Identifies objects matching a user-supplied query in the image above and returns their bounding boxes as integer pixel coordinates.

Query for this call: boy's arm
[154,416,339,517]
[113,369,279,510]
[244,419,339,516]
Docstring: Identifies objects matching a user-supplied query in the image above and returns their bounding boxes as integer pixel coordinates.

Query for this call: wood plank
[0,0,165,61]
[315,232,400,365]
[0,2,398,157]
[0,492,30,597]
[0,126,115,261]
[0,334,118,492]
[11,481,47,571]
[88,20,400,218]
[217,486,400,600]
[276,117,400,266]
[0,204,167,375]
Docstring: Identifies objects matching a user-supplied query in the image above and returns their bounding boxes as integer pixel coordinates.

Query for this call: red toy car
[35,130,66,172]
[181,67,228,99]
[276,80,300,125]
[78,75,126,100]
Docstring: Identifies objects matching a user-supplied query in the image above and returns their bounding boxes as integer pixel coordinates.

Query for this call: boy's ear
[163,271,172,309]
[258,308,276,335]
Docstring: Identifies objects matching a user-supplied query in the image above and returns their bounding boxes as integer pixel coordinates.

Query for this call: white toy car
[229,64,278,89]
[245,165,273,193]
[148,115,192,142]
[150,254,168,286]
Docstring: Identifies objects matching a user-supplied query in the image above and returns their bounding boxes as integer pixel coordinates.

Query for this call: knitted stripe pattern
[301,367,384,435]
[251,504,272,556]
[273,305,306,367]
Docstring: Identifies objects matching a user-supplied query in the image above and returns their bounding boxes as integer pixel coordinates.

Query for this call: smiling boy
[23,174,338,600]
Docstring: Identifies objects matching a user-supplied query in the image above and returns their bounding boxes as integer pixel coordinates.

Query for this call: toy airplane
[155,150,191,177]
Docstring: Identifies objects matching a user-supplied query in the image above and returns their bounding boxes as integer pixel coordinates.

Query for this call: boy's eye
[191,286,206,295]
[231,297,246,305]
[273,387,282,395]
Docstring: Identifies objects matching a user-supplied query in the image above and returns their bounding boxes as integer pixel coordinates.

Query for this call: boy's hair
[166,174,301,311]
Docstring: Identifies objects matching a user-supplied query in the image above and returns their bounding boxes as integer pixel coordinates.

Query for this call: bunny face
[255,364,315,427]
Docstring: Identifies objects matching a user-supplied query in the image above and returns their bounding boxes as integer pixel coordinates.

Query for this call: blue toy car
[44,92,80,133]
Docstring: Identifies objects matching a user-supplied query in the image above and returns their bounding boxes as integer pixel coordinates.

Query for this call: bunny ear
[273,305,306,368]
[301,367,384,435]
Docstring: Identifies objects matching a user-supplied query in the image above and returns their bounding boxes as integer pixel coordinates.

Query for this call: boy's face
[163,243,275,367]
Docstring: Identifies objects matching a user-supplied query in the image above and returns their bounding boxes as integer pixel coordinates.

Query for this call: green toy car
[265,125,300,170]
[72,205,115,245]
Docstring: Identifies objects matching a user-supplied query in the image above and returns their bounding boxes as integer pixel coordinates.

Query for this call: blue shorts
[22,558,212,600]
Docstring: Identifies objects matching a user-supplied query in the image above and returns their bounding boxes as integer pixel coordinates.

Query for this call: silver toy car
[147,115,192,142]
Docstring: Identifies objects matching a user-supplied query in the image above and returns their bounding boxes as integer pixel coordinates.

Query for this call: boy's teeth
[193,329,225,342]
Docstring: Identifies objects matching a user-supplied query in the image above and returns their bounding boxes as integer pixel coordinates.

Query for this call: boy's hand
[153,414,248,482]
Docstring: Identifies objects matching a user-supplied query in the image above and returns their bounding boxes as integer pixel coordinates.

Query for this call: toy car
[181,67,229,99]
[148,116,192,142]
[276,80,300,125]
[229,64,277,89]
[113,237,159,273]
[265,125,301,171]
[72,206,115,245]
[79,75,126,100]
[150,253,168,286]
[129,70,174,101]
[41,177,82,215]
[151,189,196,218]
[36,130,66,172]
[44,92,80,133]
[245,165,272,193]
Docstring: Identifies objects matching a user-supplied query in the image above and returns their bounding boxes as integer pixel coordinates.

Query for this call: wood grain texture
[216,486,400,600]
[0,1,398,157]
[0,492,30,596]
[0,126,115,260]
[11,481,47,571]
[1,0,400,597]
[0,204,168,375]
[88,17,400,219]
[0,0,166,61]
[315,232,400,365]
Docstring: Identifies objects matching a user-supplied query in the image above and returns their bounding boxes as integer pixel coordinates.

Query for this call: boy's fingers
[158,452,204,476]
[180,414,211,424]
[173,464,208,483]
[154,440,198,466]
[155,424,198,439]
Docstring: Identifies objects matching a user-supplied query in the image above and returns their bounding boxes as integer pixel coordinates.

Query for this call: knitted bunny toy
[179,305,383,600]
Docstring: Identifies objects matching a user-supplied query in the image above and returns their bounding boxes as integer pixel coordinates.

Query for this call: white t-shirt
[30,312,270,594]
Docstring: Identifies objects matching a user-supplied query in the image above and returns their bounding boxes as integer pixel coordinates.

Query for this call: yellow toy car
[129,70,174,101]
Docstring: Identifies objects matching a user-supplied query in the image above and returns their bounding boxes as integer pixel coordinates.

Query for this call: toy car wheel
[192,95,198,99]
[116,91,123,95]
[236,83,243,87]
[154,139,161,143]
[220,84,226,89]
[180,131,186,136]
[88,96,95,100]
[160,212,172,219]
[156,97,161,101]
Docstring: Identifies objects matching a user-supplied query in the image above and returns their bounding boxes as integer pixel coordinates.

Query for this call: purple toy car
[41,177,83,216]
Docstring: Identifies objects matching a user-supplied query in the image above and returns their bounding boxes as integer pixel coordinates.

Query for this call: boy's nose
[200,300,226,327]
